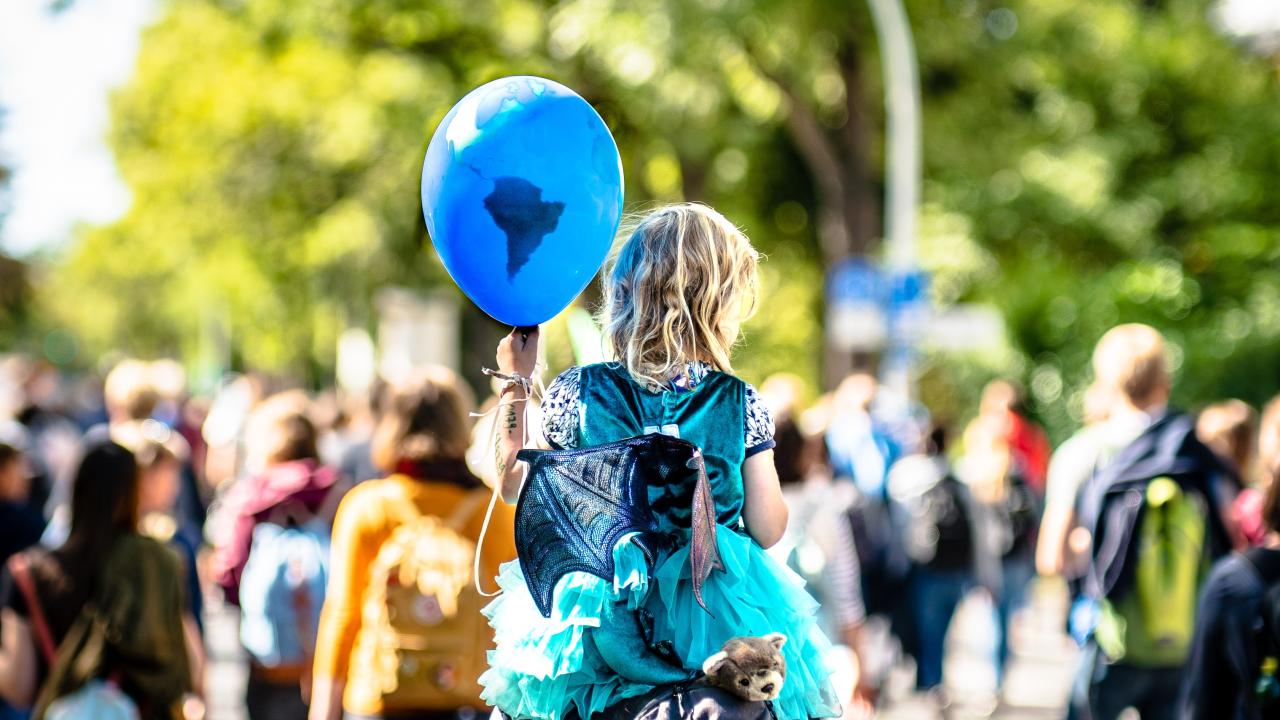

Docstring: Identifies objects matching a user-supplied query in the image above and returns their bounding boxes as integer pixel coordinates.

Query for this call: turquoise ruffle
[481,529,842,720]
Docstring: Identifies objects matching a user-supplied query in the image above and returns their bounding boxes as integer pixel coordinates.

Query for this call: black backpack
[992,470,1041,558]
[905,474,975,572]
[1078,411,1232,602]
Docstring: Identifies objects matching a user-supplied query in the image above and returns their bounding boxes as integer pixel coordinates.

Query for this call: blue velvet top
[574,362,748,529]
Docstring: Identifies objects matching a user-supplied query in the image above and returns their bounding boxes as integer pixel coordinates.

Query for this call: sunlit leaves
[35,0,1280,429]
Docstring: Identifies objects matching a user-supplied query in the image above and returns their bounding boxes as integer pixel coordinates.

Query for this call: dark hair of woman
[773,415,813,488]
[58,440,140,589]
[370,366,475,473]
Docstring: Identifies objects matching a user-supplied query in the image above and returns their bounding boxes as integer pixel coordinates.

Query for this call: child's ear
[764,632,787,651]
[702,651,732,676]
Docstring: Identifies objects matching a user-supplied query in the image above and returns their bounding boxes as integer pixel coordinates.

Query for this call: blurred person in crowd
[0,443,43,570]
[336,382,386,485]
[1181,403,1280,720]
[43,358,166,547]
[0,355,81,524]
[960,380,1043,696]
[828,372,911,655]
[1198,399,1268,548]
[176,395,210,496]
[1247,398,1280,530]
[1037,383,1114,581]
[146,359,209,538]
[309,366,516,720]
[120,428,206,664]
[1198,400,1258,492]
[101,358,162,435]
[966,379,1051,496]
[889,424,979,706]
[312,391,347,467]
[0,441,193,718]
[827,373,898,500]
[761,374,874,717]
[1072,324,1235,720]
[760,374,819,488]
[0,445,42,720]
[200,373,264,491]
[147,360,188,428]
[211,391,347,720]
[1038,382,1115,680]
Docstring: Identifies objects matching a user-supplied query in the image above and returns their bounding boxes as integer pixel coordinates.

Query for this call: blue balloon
[421,76,625,327]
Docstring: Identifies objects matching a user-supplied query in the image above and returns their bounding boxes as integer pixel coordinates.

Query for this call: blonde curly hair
[600,203,760,388]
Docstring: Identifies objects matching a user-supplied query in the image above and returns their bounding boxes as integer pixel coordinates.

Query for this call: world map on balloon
[483,177,566,279]
[422,76,624,327]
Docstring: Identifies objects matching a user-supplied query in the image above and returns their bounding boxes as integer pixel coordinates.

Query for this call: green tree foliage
[910,0,1280,437]
[0,107,26,346]
[0,254,30,347]
[43,0,1280,438]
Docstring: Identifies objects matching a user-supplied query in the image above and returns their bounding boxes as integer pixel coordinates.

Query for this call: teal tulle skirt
[479,527,842,720]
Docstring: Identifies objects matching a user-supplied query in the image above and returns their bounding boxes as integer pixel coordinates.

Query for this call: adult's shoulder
[332,475,400,516]
[107,534,187,581]
[115,533,179,561]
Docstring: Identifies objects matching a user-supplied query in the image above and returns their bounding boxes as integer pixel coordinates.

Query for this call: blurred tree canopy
[39,0,1280,438]
[0,108,26,347]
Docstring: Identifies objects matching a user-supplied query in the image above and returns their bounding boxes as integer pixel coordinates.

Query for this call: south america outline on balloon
[482,176,567,279]
[423,75,624,326]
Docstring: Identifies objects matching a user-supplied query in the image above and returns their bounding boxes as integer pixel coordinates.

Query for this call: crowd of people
[0,208,1276,720]
[0,355,520,720]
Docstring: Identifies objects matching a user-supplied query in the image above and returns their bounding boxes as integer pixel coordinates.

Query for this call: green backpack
[1095,477,1208,667]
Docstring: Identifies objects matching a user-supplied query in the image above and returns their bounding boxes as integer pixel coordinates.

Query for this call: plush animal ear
[702,651,732,676]
[764,632,787,651]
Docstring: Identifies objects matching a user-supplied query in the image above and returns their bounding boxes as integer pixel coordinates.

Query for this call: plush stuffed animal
[701,633,788,702]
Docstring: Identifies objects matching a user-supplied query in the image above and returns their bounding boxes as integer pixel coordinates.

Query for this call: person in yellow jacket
[309,367,516,720]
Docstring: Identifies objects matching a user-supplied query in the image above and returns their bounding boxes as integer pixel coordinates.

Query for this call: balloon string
[471,364,544,598]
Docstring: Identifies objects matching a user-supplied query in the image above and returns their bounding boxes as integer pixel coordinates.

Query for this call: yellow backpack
[350,490,490,710]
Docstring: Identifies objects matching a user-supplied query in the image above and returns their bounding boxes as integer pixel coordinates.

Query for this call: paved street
[205,599,249,720]
[878,581,1077,719]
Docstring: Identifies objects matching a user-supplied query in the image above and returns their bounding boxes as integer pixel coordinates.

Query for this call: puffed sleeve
[744,383,776,458]
[541,367,582,450]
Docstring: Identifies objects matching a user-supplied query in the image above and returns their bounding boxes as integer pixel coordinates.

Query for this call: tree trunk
[739,37,881,389]
[839,43,880,258]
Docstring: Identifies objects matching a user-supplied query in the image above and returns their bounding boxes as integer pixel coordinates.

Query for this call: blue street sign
[827,260,930,350]
[827,258,885,304]
[888,268,929,311]
[827,259,928,315]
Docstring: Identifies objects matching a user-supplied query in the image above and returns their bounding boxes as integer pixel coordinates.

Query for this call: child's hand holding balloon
[497,327,539,381]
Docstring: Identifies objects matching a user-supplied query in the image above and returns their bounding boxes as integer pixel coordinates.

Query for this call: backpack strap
[7,553,58,665]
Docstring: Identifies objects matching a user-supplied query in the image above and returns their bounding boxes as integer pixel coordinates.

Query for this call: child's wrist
[499,383,528,399]
[484,366,534,396]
